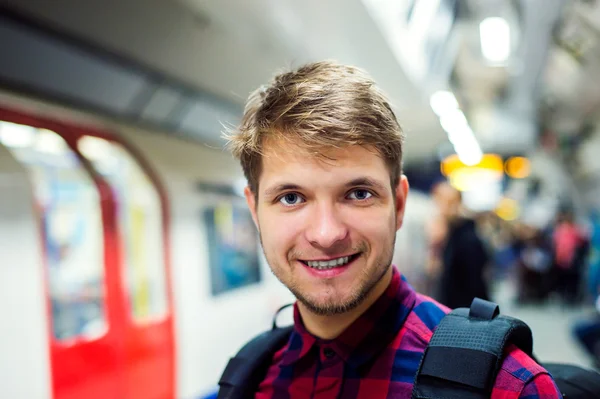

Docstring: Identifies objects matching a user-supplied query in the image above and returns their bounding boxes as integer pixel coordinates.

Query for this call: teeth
[306,256,351,270]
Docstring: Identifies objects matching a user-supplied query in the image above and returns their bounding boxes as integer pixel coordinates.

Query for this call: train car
[0,90,435,399]
[0,89,297,399]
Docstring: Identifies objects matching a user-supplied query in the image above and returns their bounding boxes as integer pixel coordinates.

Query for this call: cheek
[258,211,304,255]
[346,208,395,243]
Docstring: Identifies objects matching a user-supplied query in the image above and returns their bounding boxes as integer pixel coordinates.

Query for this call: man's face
[244,140,409,316]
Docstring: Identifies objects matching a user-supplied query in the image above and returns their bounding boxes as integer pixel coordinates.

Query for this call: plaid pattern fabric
[256,267,561,398]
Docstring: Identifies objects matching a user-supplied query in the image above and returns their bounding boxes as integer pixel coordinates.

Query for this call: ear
[394,175,409,231]
[244,186,259,229]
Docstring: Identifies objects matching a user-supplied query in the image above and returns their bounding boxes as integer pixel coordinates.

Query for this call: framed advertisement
[200,183,261,296]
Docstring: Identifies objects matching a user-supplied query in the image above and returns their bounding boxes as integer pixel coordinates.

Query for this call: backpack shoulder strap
[218,303,295,399]
[412,298,533,399]
[218,326,293,399]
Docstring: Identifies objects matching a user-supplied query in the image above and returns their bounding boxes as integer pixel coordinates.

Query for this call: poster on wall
[201,183,261,296]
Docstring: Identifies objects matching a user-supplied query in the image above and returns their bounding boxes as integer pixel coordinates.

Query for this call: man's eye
[348,189,373,201]
[279,193,304,206]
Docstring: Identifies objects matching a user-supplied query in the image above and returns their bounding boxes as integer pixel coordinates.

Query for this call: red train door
[0,109,124,399]
[75,133,175,399]
[0,107,175,399]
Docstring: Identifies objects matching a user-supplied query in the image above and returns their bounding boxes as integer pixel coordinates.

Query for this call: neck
[297,266,393,340]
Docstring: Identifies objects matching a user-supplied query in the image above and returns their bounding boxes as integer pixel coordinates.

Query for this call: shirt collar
[280,266,417,368]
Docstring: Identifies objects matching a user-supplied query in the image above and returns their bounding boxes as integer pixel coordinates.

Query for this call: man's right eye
[279,193,304,206]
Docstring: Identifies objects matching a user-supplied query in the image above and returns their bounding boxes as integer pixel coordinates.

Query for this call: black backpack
[218,298,600,399]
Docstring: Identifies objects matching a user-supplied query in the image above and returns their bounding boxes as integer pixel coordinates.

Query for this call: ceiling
[3,0,599,169]
[449,0,568,155]
[541,0,600,136]
[0,0,449,163]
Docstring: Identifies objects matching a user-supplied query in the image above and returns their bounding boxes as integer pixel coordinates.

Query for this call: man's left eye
[348,189,372,200]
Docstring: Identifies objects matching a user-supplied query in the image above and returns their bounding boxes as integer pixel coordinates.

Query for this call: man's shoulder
[500,344,547,380]
[493,344,560,397]
[403,293,451,343]
[403,296,559,397]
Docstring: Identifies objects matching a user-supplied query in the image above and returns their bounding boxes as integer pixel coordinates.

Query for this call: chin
[296,288,365,316]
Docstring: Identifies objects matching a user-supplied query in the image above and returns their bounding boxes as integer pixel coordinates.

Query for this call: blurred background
[1,0,600,398]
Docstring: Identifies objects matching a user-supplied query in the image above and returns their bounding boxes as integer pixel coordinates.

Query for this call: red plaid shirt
[256,267,561,398]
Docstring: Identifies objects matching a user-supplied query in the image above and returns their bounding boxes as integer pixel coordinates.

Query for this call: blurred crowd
[422,182,600,368]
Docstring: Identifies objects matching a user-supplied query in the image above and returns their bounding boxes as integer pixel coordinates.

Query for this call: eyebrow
[263,177,388,198]
[264,183,303,198]
[345,177,388,193]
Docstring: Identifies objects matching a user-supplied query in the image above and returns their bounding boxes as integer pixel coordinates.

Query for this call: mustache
[288,241,368,261]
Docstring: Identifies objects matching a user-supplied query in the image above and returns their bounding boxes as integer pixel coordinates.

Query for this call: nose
[305,203,349,249]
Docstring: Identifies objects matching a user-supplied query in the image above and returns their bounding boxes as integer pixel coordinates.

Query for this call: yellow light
[441,154,462,176]
[449,171,472,192]
[495,198,519,221]
[441,153,504,176]
[447,167,503,192]
[505,156,530,179]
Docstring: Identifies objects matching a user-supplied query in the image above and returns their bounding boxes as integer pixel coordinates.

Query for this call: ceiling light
[430,90,458,116]
[480,17,511,63]
[35,129,67,154]
[0,121,36,148]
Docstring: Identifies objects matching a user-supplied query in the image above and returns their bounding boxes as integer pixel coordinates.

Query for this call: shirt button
[323,348,335,359]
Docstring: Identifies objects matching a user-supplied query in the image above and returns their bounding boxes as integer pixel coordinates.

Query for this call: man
[225,61,561,398]
[431,182,491,309]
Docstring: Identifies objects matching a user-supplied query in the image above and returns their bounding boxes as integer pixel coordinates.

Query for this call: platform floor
[491,279,596,369]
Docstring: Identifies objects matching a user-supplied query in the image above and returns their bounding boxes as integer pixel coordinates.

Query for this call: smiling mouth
[299,253,361,270]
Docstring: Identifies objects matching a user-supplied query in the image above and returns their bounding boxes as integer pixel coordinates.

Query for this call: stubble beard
[260,233,396,317]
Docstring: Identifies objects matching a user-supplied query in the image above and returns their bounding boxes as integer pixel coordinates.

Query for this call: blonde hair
[225,60,404,195]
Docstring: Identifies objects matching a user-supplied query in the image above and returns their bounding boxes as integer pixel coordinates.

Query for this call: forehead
[258,138,389,188]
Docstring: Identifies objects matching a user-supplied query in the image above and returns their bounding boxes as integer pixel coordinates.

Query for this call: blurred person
[585,211,600,301]
[514,226,553,304]
[553,210,589,304]
[483,214,520,278]
[573,283,600,369]
[572,212,600,368]
[219,60,560,398]
[423,213,447,297]
[431,181,491,309]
